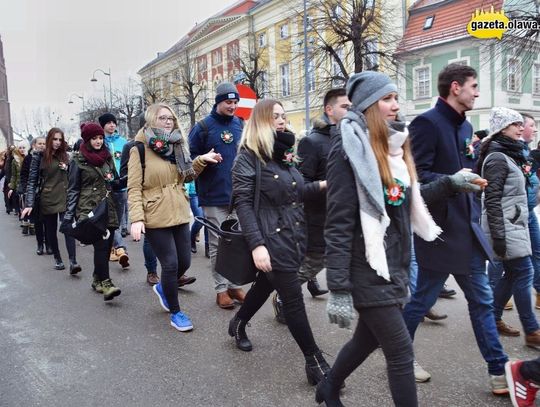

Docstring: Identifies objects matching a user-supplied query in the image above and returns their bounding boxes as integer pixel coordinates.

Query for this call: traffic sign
[235,84,257,120]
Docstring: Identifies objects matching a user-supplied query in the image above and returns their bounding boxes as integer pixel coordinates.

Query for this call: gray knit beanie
[215,82,240,104]
[346,71,397,113]
[488,107,523,136]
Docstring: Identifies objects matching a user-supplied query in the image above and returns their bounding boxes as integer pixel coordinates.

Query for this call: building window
[307,58,316,92]
[280,64,290,97]
[364,39,378,70]
[533,63,540,95]
[258,32,267,48]
[279,24,289,39]
[424,15,435,29]
[332,47,345,87]
[507,57,521,92]
[212,49,222,65]
[306,15,313,30]
[414,66,431,99]
[259,71,269,97]
[228,43,240,60]
[366,0,374,8]
[197,57,207,74]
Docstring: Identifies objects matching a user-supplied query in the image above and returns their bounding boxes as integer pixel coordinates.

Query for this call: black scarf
[492,133,527,167]
[272,131,296,166]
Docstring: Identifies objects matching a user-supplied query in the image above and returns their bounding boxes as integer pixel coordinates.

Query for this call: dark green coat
[25,153,69,215]
[65,152,119,229]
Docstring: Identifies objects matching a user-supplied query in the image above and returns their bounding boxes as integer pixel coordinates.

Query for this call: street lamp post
[68,93,85,111]
[303,0,310,133]
[90,68,113,110]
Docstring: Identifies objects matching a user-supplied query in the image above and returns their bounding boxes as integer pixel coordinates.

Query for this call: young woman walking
[64,122,121,300]
[23,128,80,272]
[316,72,485,406]
[477,107,540,346]
[228,99,330,386]
[7,141,28,219]
[128,102,220,332]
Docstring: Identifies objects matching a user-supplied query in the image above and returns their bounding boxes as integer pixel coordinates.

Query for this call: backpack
[118,141,145,189]
[194,116,244,150]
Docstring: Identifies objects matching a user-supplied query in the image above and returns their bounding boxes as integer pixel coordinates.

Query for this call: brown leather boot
[216,291,235,309]
[536,293,540,310]
[496,319,521,336]
[526,330,540,349]
[423,308,447,321]
[228,288,246,304]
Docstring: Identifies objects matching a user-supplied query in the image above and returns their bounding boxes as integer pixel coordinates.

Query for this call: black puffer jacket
[325,132,458,309]
[297,117,333,252]
[232,148,306,273]
[18,152,33,195]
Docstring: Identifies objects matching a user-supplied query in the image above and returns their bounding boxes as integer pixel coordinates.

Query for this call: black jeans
[237,270,319,357]
[93,228,115,281]
[145,224,191,314]
[328,305,417,407]
[522,357,540,382]
[33,216,45,246]
[42,212,76,262]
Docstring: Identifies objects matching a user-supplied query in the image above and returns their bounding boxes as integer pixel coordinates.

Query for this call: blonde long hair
[144,103,181,132]
[239,99,283,162]
[364,104,417,188]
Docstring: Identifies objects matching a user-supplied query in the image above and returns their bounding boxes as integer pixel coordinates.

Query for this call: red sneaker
[505,360,540,407]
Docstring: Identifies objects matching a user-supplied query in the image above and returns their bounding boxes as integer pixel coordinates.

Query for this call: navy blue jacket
[188,107,243,207]
[410,97,492,274]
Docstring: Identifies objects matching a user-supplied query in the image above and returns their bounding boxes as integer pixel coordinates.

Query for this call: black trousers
[521,357,540,382]
[237,270,319,357]
[93,228,115,281]
[33,216,45,246]
[42,212,76,261]
[328,305,417,407]
[145,224,191,314]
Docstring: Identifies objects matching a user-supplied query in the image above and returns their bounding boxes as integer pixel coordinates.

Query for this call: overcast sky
[0,0,238,133]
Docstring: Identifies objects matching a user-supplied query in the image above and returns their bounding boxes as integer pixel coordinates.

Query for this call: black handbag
[195,159,261,285]
[60,196,110,245]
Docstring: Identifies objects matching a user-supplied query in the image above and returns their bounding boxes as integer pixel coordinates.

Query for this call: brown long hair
[43,128,69,166]
[364,104,417,188]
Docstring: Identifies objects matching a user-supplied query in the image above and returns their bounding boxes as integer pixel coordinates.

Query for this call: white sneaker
[490,374,509,395]
[414,360,431,383]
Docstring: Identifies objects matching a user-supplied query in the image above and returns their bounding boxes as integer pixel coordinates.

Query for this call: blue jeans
[409,239,418,295]
[189,195,207,245]
[143,235,157,274]
[403,247,508,376]
[529,211,540,292]
[492,256,539,334]
[112,191,127,249]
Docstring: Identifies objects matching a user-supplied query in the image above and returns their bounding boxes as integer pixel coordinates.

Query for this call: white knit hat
[488,107,523,136]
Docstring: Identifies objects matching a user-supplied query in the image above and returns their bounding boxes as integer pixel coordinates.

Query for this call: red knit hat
[80,122,104,142]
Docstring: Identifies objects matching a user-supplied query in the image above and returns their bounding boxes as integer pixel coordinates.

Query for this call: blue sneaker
[170,311,193,332]
[153,282,170,312]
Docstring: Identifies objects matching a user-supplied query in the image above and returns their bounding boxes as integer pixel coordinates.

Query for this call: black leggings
[93,228,115,281]
[328,305,417,407]
[145,224,191,314]
[42,212,76,261]
[237,270,319,357]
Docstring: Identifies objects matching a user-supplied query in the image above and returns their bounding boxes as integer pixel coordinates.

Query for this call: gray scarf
[340,109,391,280]
[145,127,197,181]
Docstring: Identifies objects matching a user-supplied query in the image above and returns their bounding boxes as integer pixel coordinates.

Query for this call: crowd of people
[1,64,540,406]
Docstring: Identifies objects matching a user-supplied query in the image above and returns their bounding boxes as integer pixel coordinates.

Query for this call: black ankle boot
[69,260,82,275]
[228,316,252,352]
[36,243,44,256]
[307,278,329,297]
[305,350,331,386]
[315,376,344,407]
[54,257,65,270]
[21,225,29,235]
[46,246,53,255]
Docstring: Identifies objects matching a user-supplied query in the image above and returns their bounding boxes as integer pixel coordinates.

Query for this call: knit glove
[327,292,355,329]
[493,238,506,258]
[448,171,482,193]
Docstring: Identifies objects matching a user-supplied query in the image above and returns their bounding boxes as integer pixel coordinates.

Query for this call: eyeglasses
[158,115,175,122]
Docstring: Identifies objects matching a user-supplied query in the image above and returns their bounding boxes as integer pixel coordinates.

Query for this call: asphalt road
[0,211,538,407]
